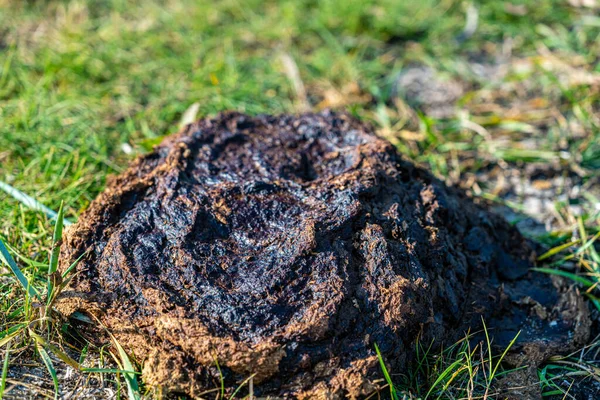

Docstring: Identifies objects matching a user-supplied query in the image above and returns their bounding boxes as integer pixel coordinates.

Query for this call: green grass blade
[0,324,26,343]
[229,373,255,399]
[0,331,20,348]
[589,246,600,267]
[79,344,89,365]
[0,340,10,398]
[49,202,64,275]
[532,267,596,287]
[574,231,600,256]
[109,334,141,400]
[537,239,581,261]
[0,341,10,399]
[428,358,465,400]
[61,251,86,279]
[37,343,59,400]
[0,238,40,300]
[47,202,64,301]
[490,331,520,380]
[482,318,492,386]
[213,354,225,398]
[0,181,73,226]
[583,293,600,311]
[2,242,47,269]
[375,343,399,400]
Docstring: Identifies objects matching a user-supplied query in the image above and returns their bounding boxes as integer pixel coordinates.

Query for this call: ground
[0,0,599,399]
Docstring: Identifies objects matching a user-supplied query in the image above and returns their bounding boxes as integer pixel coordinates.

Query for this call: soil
[56,111,592,399]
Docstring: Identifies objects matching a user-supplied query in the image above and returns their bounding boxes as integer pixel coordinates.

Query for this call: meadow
[1,0,599,398]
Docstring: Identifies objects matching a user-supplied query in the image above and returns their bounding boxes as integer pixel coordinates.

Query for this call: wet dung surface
[57,111,591,399]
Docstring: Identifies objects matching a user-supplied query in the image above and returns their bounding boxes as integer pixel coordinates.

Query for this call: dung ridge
[57,111,590,398]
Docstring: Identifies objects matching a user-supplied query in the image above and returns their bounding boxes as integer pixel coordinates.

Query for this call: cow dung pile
[57,111,591,399]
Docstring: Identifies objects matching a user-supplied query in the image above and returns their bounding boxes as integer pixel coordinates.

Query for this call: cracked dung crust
[57,111,589,398]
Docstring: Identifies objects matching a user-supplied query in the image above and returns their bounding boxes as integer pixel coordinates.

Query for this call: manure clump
[57,111,590,399]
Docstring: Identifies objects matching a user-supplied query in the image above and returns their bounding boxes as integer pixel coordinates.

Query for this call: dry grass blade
[538,239,582,261]
[29,329,80,370]
[280,52,309,111]
[179,102,200,129]
[0,330,21,348]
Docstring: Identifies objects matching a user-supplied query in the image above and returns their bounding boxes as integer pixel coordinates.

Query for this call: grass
[1,0,599,398]
[375,325,522,400]
[0,200,141,399]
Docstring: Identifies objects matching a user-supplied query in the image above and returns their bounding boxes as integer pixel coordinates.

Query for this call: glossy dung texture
[57,111,590,399]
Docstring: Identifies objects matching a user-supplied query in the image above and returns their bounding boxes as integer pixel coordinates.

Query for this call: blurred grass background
[1,0,598,228]
[0,0,599,398]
